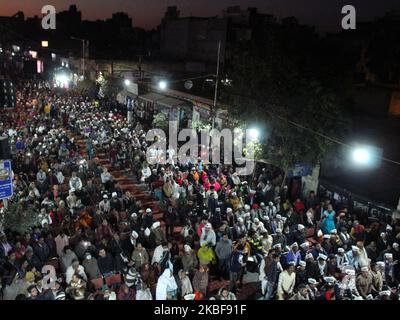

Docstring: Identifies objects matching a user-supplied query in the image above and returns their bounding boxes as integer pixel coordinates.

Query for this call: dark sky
[1,0,400,31]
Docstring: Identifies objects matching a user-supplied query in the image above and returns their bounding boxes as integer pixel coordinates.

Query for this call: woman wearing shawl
[156,266,178,300]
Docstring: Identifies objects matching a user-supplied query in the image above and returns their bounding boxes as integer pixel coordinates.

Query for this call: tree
[76,79,98,98]
[222,17,353,184]
[152,112,168,131]
[0,201,39,235]
[101,75,123,99]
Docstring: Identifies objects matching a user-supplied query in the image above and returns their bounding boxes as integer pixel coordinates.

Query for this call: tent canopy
[156,97,185,108]
[139,92,164,103]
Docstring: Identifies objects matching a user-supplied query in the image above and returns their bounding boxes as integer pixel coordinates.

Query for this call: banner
[0,160,13,200]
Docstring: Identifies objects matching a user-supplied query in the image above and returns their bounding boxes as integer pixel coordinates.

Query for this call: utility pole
[71,37,87,80]
[82,40,85,80]
[212,40,221,131]
[137,55,144,81]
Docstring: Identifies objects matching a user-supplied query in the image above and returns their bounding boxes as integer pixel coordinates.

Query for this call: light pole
[212,40,221,131]
[71,37,87,80]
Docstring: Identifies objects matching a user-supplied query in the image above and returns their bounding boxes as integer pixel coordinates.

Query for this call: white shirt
[69,176,83,190]
[56,172,65,184]
[200,228,216,246]
[152,245,168,265]
[101,172,112,184]
[277,271,296,294]
[37,171,47,183]
[65,265,87,284]
[141,167,151,179]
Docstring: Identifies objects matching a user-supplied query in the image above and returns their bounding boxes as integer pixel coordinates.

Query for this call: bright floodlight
[248,128,260,141]
[352,148,371,165]
[124,79,131,86]
[55,73,69,87]
[158,80,167,90]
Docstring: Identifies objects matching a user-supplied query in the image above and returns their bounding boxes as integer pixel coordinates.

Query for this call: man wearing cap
[293,224,306,245]
[151,221,166,247]
[340,267,360,299]
[317,254,328,277]
[356,266,373,299]
[110,192,122,211]
[305,253,321,281]
[306,278,320,300]
[131,243,149,269]
[286,242,301,267]
[336,248,349,270]
[266,201,277,218]
[229,244,246,294]
[181,245,198,275]
[233,218,247,241]
[98,195,111,214]
[277,262,296,300]
[370,262,383,294]
[101,167,113,190]
[141,208,154,230]
[346,246,361,270]
[392,242,400,261]
[383,253,395,286]
[200,223,216,247]
[69,171,83,192]
[320,277,340,300]
[272,228,287,249]
[337,226,351,250]
[259,252,280,300]
[295,261,308,288]
[377,232,389,253]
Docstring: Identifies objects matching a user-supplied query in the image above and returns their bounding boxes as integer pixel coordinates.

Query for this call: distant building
[109,12,132,29]
[326,11,400,86]
[56,5,82,34]
[160,12,227,66]
[159,6,277,67]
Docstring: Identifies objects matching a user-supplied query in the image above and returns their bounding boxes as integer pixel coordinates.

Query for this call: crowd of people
[0,79,399,301]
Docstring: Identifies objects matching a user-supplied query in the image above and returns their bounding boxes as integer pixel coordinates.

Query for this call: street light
[350,145,383,169]
[158,80,167,90]
[352,148,371,165]
[55,73,69,88]
[124,79,131,86]
[248,128,260,141]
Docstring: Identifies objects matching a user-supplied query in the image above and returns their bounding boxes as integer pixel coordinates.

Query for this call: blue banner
[0,160,13,200]
[287,163,313,178]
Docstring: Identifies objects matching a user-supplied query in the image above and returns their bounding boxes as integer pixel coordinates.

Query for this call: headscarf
[156,268,178,300]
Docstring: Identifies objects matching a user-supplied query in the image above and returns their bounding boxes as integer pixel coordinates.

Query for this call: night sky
[1,0,400,31]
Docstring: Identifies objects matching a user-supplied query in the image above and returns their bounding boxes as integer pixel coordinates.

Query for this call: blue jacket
[230,251,244,273]
[286,250,301,266]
